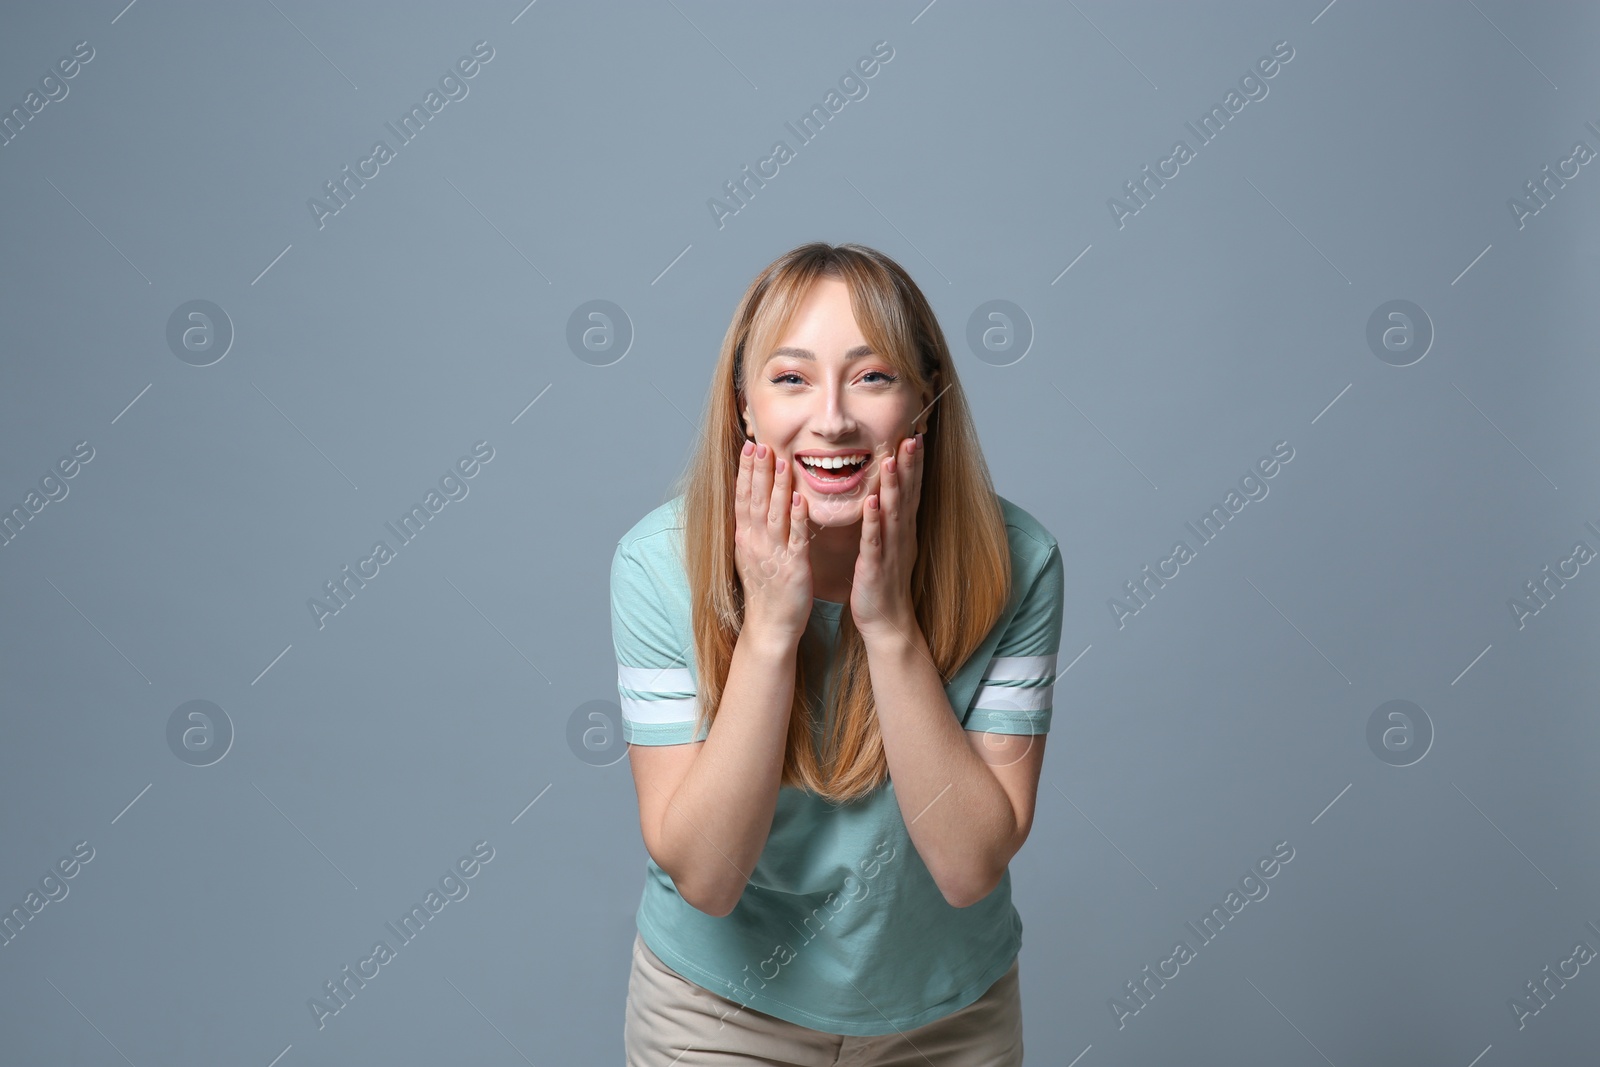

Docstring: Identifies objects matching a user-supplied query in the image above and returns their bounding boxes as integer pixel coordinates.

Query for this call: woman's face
[741,277,934,529]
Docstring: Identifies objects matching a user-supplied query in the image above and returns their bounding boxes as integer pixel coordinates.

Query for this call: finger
[752,443,772,531]
[862,490,880,555]
[770,454,789,529]
[790,485,807,554]
[908,435,923,515]
[880,451,898,521]
[737,439,756,525]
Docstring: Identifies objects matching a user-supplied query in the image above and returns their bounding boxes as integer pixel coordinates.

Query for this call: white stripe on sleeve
[617,664,700,727]
[971,653,1057,711]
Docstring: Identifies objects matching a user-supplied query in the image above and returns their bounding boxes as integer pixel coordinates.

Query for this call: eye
[769,371,898,386]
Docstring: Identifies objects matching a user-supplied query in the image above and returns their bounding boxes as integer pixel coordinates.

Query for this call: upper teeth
[800,454,867,469]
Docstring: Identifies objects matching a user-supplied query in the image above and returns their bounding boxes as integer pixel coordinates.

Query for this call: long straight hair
[669,243,1012,805]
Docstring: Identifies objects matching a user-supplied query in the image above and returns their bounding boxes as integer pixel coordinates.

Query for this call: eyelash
[770,371,898,386]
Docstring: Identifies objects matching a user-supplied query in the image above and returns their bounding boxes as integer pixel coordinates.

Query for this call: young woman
[612,242,1064,1066]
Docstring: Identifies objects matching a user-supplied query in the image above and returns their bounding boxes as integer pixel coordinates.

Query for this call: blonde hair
[669,242,1012,804]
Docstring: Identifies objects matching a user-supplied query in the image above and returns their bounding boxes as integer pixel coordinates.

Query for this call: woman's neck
[808,521,861,601]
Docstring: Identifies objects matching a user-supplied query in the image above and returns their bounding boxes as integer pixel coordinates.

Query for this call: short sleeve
[610,540,709,745]
[964,541,1063,735]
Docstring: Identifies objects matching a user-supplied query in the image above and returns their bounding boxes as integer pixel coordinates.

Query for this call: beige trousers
[624,931,1023,1066]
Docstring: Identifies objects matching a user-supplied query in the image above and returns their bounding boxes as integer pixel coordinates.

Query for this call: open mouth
[797,454,869,493]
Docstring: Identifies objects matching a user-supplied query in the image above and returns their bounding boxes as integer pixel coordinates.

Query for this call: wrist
[738,620,801,660]
[860,619,925,657]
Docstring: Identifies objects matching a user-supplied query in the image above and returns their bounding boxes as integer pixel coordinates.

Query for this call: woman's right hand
[734,440,813,643]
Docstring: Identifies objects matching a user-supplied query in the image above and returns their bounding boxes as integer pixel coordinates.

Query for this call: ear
[918,372,941,432]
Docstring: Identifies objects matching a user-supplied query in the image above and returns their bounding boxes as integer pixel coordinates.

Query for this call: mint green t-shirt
[610,492,1064,1037]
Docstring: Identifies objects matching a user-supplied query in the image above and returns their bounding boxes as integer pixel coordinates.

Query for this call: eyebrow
[765,345,876,364]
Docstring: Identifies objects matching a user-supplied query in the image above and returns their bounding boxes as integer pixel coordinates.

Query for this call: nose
[807,382,858,437]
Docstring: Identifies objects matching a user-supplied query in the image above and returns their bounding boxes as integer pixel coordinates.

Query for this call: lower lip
[798,460,867,494]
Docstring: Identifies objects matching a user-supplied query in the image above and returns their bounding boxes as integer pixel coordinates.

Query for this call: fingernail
[742,440,754,456]
[916,433,924,451]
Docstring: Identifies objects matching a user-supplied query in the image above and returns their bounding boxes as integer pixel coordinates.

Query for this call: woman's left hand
[851,433,923,642]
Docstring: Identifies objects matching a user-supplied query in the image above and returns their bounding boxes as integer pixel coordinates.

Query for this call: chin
[804,494,865,525]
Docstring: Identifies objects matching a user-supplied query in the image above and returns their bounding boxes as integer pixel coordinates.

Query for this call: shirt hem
[635,908,1021,1038]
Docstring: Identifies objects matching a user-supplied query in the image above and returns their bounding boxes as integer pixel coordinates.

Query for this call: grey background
[2,1,1597,1064]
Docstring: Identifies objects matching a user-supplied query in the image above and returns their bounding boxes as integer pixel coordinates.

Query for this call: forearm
[865,627,1016,907]
[658,627,797,916]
